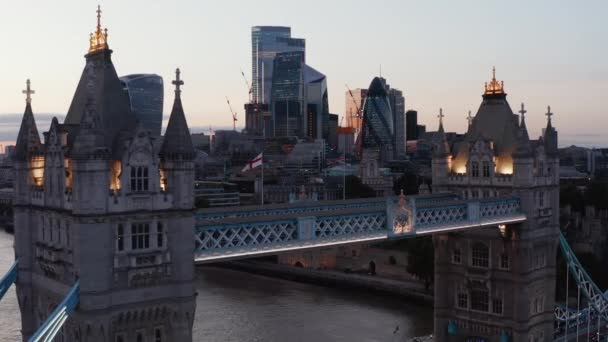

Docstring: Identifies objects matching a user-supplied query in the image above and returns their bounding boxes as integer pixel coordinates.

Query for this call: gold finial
[89,5,109,52]
[484,66,505,95]
[22,79,35,104]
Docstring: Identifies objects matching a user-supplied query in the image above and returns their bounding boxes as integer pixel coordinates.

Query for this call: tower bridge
[2,6,605,342]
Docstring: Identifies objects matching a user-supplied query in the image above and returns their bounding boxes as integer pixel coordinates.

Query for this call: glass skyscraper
[251,26,305,104]
[271,51,305,137]
[120,74,163,136]
[359,77,395,161]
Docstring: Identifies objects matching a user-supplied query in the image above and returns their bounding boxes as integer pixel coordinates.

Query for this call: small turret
[160,68,195,160]
[14,79,41,162]
[543,105,558,156]
[432,108,451,188]
[160,68,195,209]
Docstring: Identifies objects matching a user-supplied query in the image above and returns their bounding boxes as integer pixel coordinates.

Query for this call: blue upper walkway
[194,193,526,263]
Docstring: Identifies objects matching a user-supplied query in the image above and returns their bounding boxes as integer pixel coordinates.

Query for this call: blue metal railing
[29,280,80,342]
[0,259,18,301]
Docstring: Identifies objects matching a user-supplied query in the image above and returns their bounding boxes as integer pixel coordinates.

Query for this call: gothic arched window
[482,161,490,177]
[471,242,489,268]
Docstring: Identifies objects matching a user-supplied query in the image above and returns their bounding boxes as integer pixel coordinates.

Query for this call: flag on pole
[242,152,263,173]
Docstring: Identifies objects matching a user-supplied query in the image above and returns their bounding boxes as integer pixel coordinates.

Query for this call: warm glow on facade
[31,156,45,186]
[110,160,122,191]
[159,167,167,192]
[64,158,73,189]
[496,156,513,175]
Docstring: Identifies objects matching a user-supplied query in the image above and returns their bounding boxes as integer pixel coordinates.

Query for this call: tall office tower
[251,26,305,104]
[387,86,406,159]
[344,88,367,132]
[305,64,328,140]
[359,77,394,162]
[14,9,196,341]
[120,74,164,136]
[432,69,559,341]
[271,51,305,137]
[406,110,418,141]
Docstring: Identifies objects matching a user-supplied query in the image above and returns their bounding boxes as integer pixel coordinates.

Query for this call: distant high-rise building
[120,74,163,136]
[360,77,394,162]
[251,26,305,104]
[305,65,328,140]
[406,110,418,141]
[344,88,366,132]
[271,51,306,137]
[386,85,405,159]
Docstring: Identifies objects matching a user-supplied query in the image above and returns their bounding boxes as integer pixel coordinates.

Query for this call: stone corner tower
[431,69,559,342]
[13,7,196,342]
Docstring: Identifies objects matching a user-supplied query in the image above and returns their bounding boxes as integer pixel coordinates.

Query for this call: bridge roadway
[194,193,526,263]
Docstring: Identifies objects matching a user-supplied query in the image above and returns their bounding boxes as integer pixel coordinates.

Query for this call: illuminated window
[472,161,479,177]
[471,288,489,312]
[131,223,150,250]
[471,243,489,268]
[130,166,149,192]
[482,161,490,177]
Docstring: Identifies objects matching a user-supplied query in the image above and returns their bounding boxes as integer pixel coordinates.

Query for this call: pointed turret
[65,5,135,158]
[161,68,194,160]
[434,108,450,157]
[543,105,558,156]
[513,103,531,158]
[14,79,41,161]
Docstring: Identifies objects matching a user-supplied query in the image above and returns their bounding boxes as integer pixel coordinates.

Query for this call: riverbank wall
[205,261,433,305]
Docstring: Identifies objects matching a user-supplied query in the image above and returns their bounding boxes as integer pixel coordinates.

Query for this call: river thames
[0,231,432,341]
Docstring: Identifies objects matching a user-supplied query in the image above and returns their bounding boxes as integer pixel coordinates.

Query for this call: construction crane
[240,68,253,103]
[345,84,362,132]
[226,97,238,131]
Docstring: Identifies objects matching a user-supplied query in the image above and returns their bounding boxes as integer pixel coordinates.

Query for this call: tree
[344,175,376,199]
[406,236,435,292]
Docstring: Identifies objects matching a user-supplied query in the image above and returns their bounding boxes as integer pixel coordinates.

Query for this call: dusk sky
[1,0,606,146]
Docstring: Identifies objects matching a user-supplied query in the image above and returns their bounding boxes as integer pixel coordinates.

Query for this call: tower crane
[345,84,362,132]
[226,97,238,131]
[241,68,253,103]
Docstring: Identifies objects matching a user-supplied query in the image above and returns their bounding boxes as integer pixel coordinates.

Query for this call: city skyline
[0,0,606,146]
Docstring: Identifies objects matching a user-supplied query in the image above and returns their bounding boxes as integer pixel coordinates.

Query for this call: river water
[0,231,432,341]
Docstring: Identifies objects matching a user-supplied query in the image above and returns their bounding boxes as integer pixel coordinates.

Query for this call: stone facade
[13,15,196,341]
[431,72,559,342]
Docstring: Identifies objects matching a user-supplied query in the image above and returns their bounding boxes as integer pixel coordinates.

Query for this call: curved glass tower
[360,77,394,159]
[120,74,164,136]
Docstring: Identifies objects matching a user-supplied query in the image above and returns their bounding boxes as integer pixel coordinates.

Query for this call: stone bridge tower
[431,69,559,341]
[13,8,196,341]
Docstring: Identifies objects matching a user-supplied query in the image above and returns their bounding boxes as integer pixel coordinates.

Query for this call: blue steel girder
[28,280,80,342]
[0,259,18,301]
[195,195,526,263]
